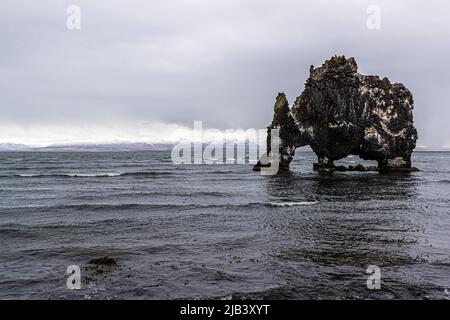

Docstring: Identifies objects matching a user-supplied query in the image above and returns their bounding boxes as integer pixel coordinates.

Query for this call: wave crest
[269,201,318,207]
[2,171,175,178]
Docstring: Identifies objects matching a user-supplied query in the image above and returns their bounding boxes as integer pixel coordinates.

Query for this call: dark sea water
[0,151,449,300]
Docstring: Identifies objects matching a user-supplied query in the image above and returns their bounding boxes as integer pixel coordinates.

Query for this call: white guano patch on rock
[364,126,382,142]
[328,121,355,129]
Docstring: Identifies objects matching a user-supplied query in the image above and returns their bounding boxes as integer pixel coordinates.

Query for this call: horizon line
[0,141,448,152]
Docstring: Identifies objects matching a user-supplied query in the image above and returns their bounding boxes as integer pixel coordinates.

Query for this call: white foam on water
[16,173,123,177]
[67,173,122,177]
[269,201,318,207]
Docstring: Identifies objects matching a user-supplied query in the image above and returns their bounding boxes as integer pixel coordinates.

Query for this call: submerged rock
[83,256,120,284]
[88,256,118,266]
[255,55,418,172]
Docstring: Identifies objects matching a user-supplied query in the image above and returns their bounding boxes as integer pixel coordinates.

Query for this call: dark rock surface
[254,55,418,172]
[83,256,125,285]
[88,256,118,266]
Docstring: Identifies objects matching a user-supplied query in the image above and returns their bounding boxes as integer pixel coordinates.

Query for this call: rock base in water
[313,163,418,172]
[252,162,271,171]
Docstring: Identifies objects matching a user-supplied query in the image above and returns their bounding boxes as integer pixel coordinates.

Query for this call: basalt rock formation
[254,55,418,172]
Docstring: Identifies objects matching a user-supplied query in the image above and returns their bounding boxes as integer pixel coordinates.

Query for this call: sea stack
[254,55,418,172]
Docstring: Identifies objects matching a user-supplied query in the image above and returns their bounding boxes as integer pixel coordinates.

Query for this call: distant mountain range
[0,143,32,151]
[0,143,173,152]
[0,143,444,152]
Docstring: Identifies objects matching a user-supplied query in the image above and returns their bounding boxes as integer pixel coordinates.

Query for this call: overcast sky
[0,0,449,148]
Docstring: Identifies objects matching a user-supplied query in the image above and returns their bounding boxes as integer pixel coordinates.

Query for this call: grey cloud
[0,0,449,148]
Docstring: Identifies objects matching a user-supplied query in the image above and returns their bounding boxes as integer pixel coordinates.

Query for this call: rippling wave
[0,151,449,300]
[0,171,177,178]
[269,201,319,206]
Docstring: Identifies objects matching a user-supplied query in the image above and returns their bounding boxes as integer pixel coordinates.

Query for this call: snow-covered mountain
[0,143,32,151]
[0,143,173,152]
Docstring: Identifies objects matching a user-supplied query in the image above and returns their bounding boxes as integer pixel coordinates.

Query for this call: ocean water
[0,151,449,300]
